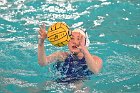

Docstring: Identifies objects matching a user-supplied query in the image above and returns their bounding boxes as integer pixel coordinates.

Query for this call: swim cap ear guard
[85,31,90,47]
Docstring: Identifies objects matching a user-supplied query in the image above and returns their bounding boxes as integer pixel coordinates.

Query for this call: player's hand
[38,24,47,41]
[77,35,87,52]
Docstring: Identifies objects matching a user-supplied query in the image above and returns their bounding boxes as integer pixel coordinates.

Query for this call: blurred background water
[0,0,140,93]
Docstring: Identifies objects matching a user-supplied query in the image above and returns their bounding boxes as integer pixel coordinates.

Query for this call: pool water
[0,0,140,93]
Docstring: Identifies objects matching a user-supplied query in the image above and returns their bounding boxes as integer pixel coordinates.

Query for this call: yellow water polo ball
[47,22,71,47]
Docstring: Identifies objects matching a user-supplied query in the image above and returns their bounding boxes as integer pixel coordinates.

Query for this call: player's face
[68,32,85,53]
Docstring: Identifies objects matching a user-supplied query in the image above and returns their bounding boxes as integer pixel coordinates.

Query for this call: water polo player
[38,23,102,89]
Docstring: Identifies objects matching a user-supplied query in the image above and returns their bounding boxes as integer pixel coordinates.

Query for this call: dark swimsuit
[55,54,93,84]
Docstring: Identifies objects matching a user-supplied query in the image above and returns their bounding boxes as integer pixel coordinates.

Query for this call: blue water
[0,0,140,93]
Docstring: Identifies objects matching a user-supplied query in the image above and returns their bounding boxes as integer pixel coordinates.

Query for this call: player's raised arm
[38,24,48,66]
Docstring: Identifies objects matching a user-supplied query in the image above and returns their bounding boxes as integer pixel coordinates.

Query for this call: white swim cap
[72,29,90,47]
